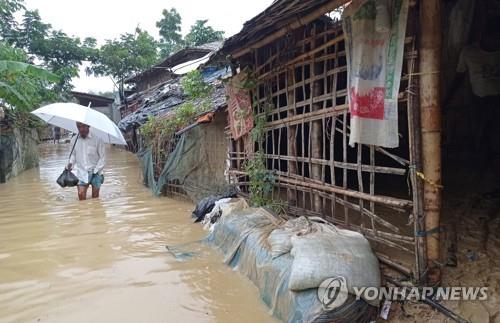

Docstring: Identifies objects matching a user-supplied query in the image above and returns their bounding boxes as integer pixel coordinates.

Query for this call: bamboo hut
[217,0,445,286]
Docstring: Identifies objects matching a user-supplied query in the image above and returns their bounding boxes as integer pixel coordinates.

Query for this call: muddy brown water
[0,144,277,323]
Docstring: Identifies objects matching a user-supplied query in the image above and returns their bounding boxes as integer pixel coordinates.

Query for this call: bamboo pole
[286,68,297,205]
[419,0,442,285]
[275,174,412,208]
[311,29,323,213]
[407,28,428,283]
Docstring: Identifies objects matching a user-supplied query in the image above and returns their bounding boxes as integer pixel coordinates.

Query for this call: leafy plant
[0,39,59,129]
[87,27,158,83]
[0,58,58,108]
[156,8,184,57]
[184,20,224,47]
[181,70,212,99]
[243,152,276,207]
[238,70,285,212]
[141,70,215,179]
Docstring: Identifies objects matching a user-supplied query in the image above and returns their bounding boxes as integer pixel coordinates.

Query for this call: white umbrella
[31,102,126,145]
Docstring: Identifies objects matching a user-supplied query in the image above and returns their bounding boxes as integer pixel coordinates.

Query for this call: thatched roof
[220,0,348,58]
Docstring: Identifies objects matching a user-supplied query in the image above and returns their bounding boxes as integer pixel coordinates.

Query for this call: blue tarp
[205,208,377,323]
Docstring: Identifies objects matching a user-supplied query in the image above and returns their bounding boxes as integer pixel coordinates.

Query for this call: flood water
[0,144,277,323]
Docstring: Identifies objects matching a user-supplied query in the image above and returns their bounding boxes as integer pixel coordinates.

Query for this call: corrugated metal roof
[125,41,224,84]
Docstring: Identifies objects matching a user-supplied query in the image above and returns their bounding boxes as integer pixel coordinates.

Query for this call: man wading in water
[66,122,106,200]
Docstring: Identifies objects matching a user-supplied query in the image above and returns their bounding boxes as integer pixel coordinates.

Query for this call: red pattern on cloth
[349,87,386,120]
[226,73,253,140]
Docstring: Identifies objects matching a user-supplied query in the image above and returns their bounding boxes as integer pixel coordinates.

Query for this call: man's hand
[66,163,72,170]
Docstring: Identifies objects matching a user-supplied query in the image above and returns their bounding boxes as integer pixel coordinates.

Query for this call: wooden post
[419,0,442,285]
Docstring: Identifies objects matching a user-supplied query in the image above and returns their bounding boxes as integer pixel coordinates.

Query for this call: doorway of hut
[437,2,500,318]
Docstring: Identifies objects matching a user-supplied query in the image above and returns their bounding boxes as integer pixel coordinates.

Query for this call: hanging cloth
[342,0,409,148]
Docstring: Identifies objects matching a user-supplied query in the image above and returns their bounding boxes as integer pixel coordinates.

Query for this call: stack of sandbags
[267,216,381,307]
[206,210,379,322]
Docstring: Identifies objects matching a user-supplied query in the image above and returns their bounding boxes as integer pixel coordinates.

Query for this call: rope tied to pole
[416,170,444,189]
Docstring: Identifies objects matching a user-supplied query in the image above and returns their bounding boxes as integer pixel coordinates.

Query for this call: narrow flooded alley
[0,144,276,323]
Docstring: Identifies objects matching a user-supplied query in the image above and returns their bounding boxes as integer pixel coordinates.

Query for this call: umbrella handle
[68,134,79,162]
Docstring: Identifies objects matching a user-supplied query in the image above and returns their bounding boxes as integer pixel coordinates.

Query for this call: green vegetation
[141,102,198,145]
[0,41,58,129]
[2,3,98,93]
[156,8,183,58]
[240,70,283,211]
[184,20,224,47]
[0,0,224,131]
[1,0,94,123]
[87,28,159,83]
[243,152,275,207]
[156,9,224,57]
[180,69,213,99]
[1,0,225,102]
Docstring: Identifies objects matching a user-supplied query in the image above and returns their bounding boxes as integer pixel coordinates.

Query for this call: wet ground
[0,144,277,323]
[387,169,500,323]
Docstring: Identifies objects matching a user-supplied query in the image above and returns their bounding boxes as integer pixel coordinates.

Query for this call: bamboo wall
[227,10,426,280]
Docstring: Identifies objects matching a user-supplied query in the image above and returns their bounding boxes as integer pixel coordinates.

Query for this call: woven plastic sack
[267,228,293,258]
[288,226,381,306]
[267,216,313,259]
[267,216,317,258]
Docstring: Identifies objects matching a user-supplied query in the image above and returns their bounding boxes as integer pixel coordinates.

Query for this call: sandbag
[267,216,316,258]
[288,227,381,306]
[205,208,378,322]
[267,228,293,258]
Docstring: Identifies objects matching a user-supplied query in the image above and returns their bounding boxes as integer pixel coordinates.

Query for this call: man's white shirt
[69,132,105,183]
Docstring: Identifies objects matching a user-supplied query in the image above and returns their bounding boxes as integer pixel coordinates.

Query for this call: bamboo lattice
[227,11,425,280]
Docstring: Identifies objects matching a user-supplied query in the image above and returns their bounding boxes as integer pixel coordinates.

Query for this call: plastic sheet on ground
[205,208,378,323]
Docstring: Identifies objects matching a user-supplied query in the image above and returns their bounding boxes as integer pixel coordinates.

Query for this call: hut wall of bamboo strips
[225,7,427,282]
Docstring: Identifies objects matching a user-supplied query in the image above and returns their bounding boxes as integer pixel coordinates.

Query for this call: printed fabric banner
[342,0,409,148]
[226,72,254,140]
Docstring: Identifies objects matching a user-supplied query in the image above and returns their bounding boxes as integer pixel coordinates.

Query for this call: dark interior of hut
[437,5,500,289]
